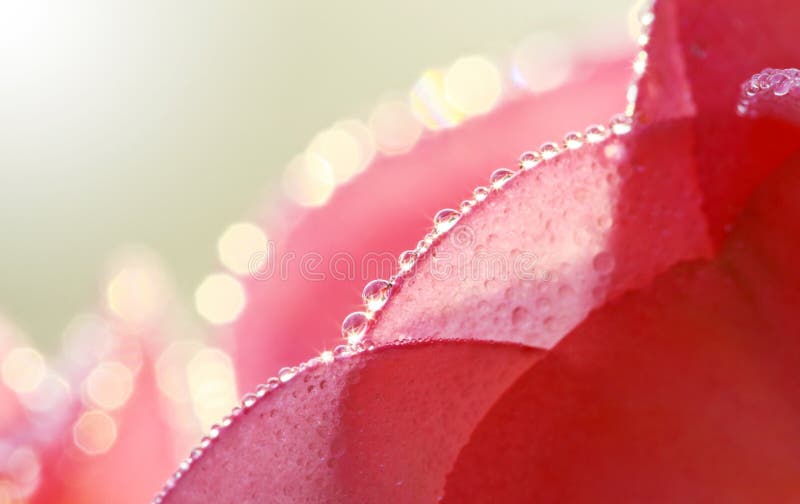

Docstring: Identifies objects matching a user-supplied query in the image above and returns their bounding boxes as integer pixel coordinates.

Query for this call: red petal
[371,120,711,350]
[163,341,541,503]
[636,0,800,244]
[443,152,800,501]
[231,59,631,391]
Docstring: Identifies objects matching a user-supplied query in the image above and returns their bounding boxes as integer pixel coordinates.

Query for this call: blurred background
[1,0,633,350]
[0,1,640,501]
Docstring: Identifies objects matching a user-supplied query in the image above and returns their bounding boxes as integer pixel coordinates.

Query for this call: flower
[160,0,800,502]
[10,0,800,502]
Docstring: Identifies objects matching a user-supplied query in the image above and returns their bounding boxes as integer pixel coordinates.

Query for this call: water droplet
[278,367,298,383]
[460,199,476,213]
[362,279,392,311]
[221,415,233,427]
[209,424,221,439]
[199,436,211,448]
[490,168,515,189]
[563,131,584,150]
[585,124,609,143]
[341,311,371,345]
[473,186,490,201]
[242,393,258,409]
[609,114,632,135]
[266,377,280,389]
[771,74,793,96]
[180,459,191,471]
[320,350,334,364]
[433,208,461,234]
[745,80,760,97]
[592,252,615,274]
[255,383,270,398]
[539,142,561,160]
[398,250,418,271]
[519,150,542,170]
[333,344,351,357]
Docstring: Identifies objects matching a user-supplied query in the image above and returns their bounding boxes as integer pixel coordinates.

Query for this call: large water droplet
[398,250,418,271]
[490,168,515,189]
[434,208,461,234]
[362,279,392,311]
[519,150,542,170]
[341,311,371,345]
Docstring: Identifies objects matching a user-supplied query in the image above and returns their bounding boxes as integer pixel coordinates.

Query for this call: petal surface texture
[165,341,541,503]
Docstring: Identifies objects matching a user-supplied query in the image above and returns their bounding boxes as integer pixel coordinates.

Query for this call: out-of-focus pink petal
[32,336,178,504]
[164,340,541,503]
[232,59,632,391]
[443,151,800,502]
[738,68,800,126]
[371,120,711,350]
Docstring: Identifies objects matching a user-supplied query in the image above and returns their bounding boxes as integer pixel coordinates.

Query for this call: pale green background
[0,1,632,349]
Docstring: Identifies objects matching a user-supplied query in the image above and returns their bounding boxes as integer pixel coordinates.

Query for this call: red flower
[102,0,800,501]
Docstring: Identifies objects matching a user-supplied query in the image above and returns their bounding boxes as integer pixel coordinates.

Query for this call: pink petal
[232,59,632,391]
[162,341,541,503]
[371,119,711,350]
[443,148,800,501]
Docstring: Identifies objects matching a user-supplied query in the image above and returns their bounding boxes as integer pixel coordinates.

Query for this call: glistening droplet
[341,311,371,345]
[540,142,561,160]
[434,208,461,234]
[362,279,392,311]
[398,250,418,271]
[519,150,542,170]
[490,168,515,189]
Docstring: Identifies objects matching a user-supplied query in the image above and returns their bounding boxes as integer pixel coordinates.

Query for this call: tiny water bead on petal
[539,142,562,160]
[362,279,392,311]
[398,250,418,271]
[563,131,585,150]
[609,114,633,135]
[341,311,371,345]
[242,393,258,409]
[460,199,476,213]
[433,208,462,234]
[490,168,516,189]
[320,350,335,364]
[473,186,490,201]
[585,124,609,143]
[278,366,298,383]
[519,150,543,170]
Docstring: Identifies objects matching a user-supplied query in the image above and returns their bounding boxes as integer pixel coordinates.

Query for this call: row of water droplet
[737,68,800,116]
[339,113,633,347]
[151,338,375,504]
[625,1,655,117]
[152,111,635,504]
